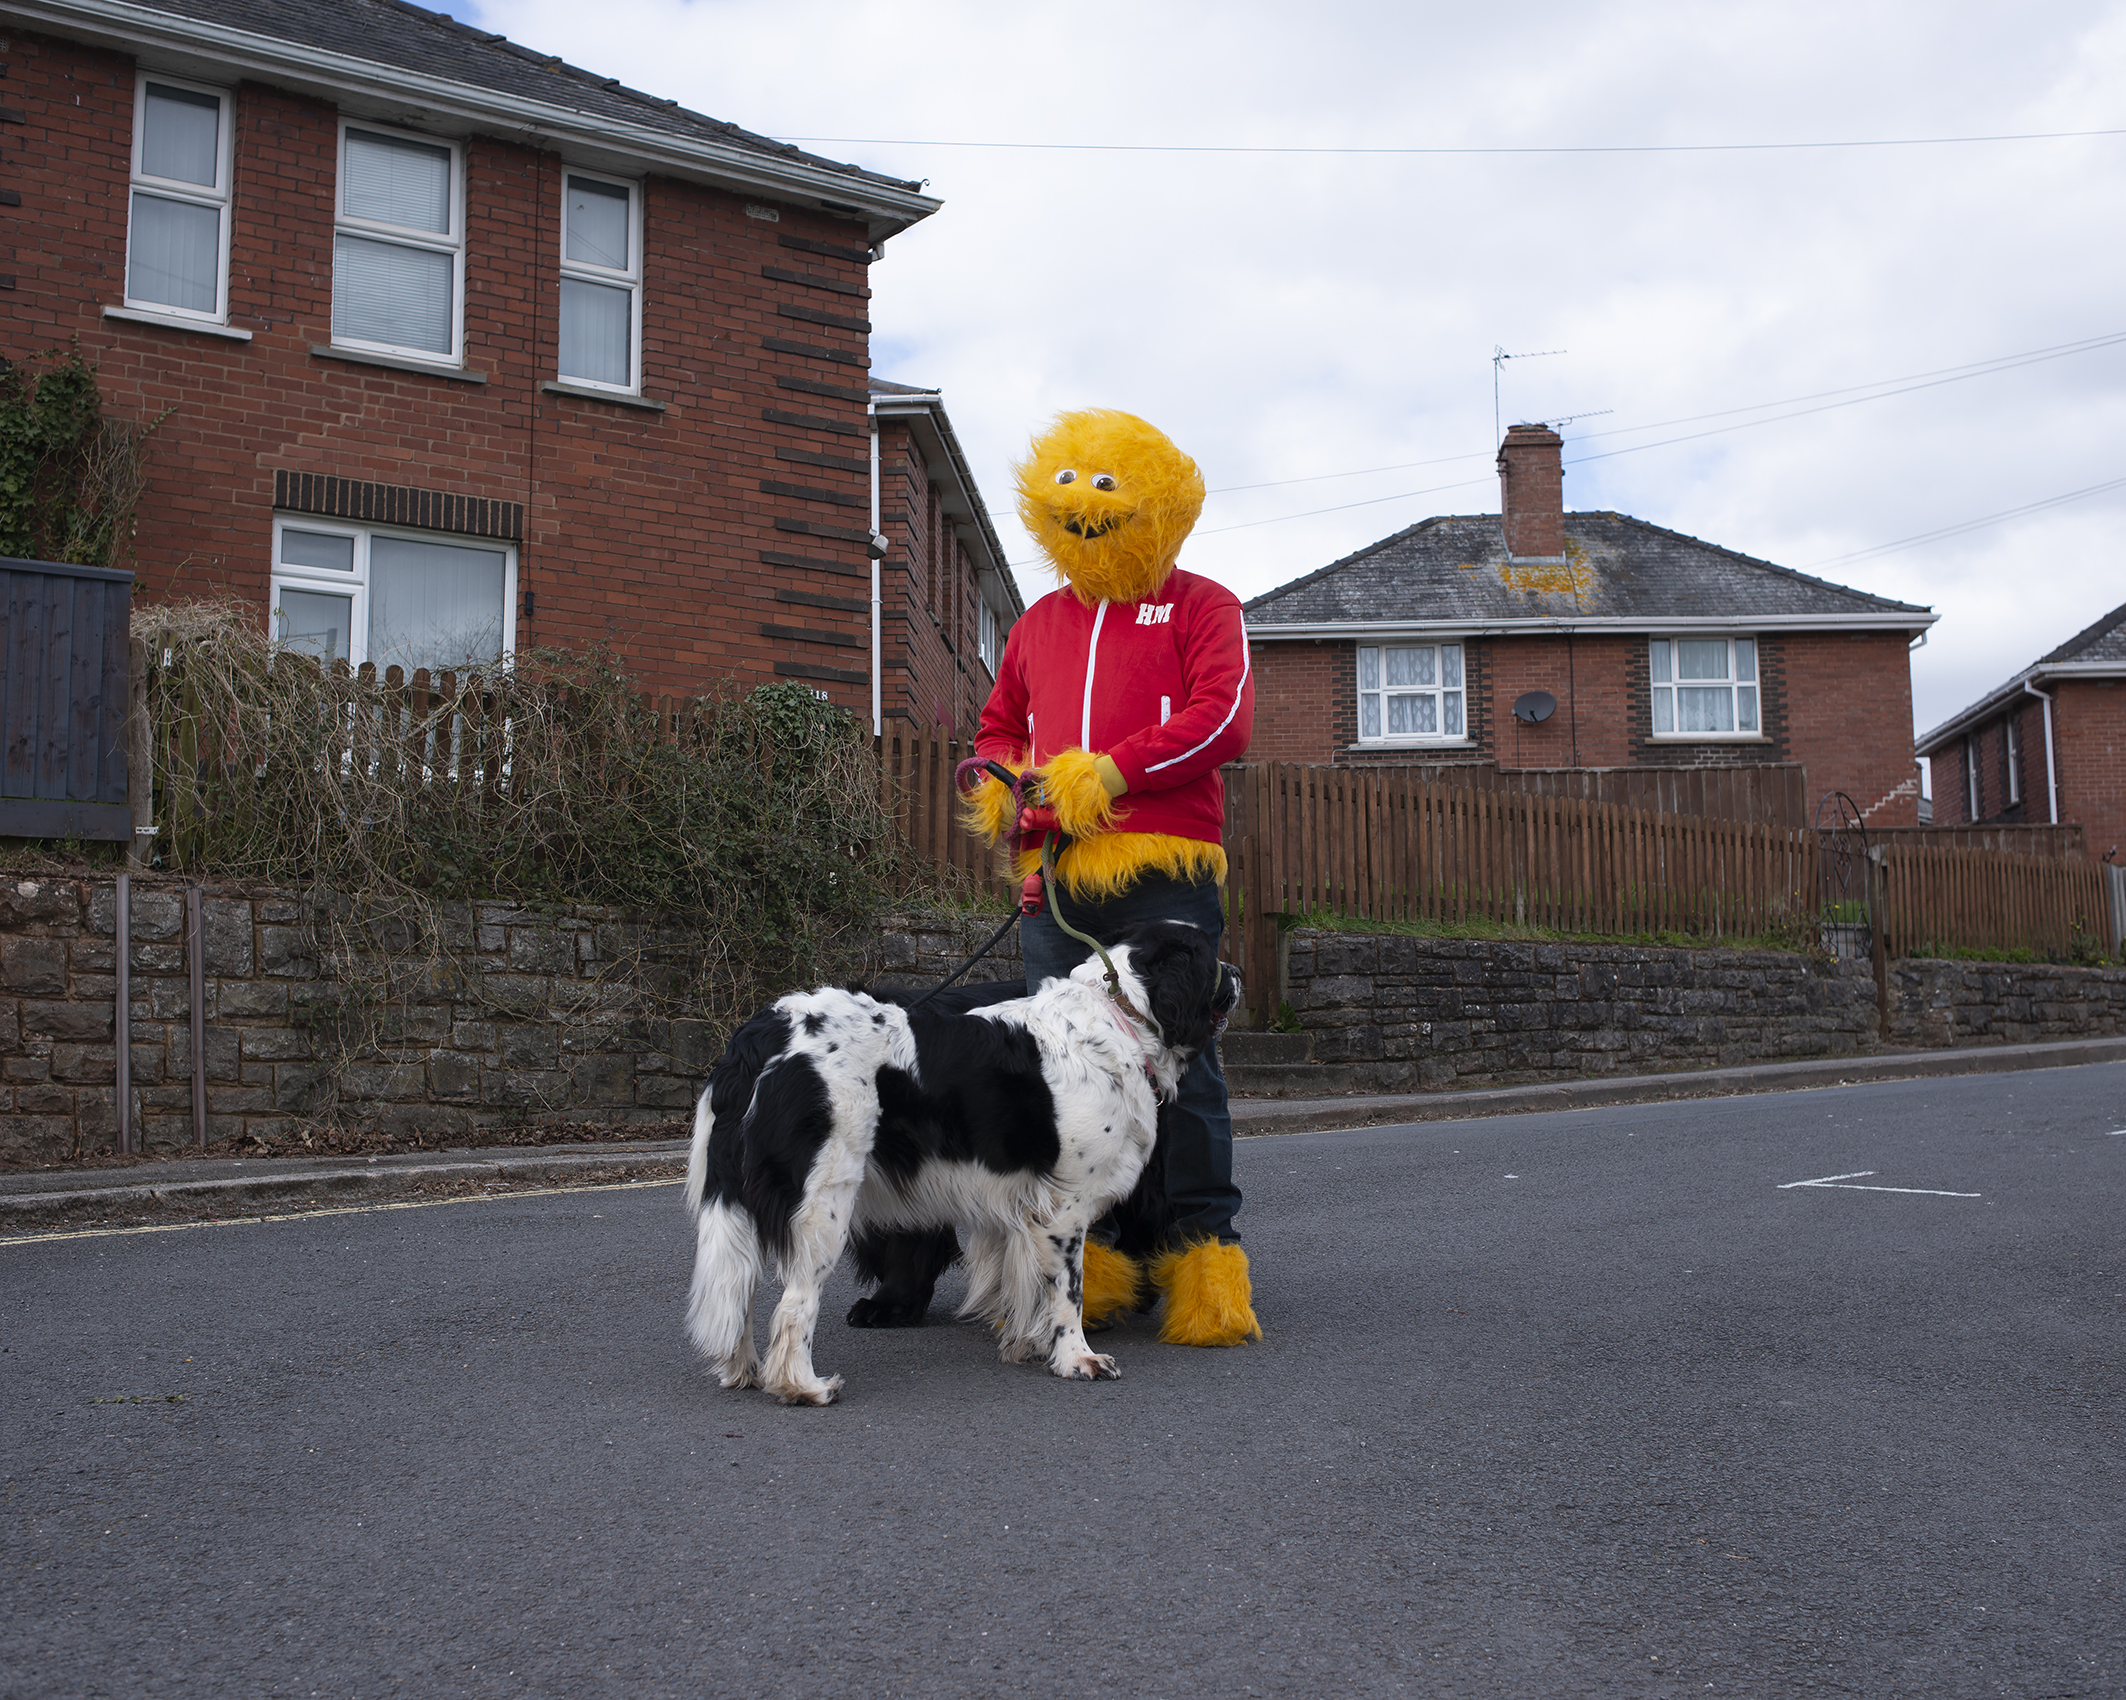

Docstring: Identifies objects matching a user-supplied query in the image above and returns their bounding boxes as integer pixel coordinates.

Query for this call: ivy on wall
[0,347,161,569]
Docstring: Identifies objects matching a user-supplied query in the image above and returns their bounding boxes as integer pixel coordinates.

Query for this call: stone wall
[0,873,1027,1164]
[1281,929,2126,1091]
[1886,957,2126,1048]
[1282,931,1881,1092]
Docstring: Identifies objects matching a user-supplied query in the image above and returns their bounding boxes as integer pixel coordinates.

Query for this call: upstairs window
[2004,717,2021,806]
[126,75,233,321]
[333,124,463,362]
[978,598,1000,674]
[1650,636,1758,736]
[558,173,641,390]
[1357,642,1465,742]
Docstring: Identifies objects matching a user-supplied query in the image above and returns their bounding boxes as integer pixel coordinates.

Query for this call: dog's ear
[1140,927,1220,1059]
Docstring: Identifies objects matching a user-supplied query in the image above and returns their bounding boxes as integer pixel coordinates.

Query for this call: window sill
[1647,733,1771,744]
[539,381,666,412]
[1351,739,1475,751]
[311,344,486,383]
[104,305,252,341]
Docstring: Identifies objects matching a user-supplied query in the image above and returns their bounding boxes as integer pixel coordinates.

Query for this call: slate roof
[2033,598,2126,668]
[1244,512,1932,630]
[1916,597,2126,752]
[110,0,923,197]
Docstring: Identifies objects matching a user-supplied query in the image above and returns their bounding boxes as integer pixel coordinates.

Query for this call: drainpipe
[868,406,883,738]
[2022,677,2058,825]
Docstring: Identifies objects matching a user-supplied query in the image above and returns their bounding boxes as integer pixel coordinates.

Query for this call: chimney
[1497,422,1565,560]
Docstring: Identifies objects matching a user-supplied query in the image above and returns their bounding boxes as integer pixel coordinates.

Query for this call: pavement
[4,1059,2122,1696]
[4,1034,2123,1231]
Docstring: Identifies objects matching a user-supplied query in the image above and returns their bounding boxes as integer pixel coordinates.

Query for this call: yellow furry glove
[1040,747,1127,839]
[961,768,1018,847]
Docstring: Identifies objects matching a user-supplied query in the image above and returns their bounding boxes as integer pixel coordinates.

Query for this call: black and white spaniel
[682,920,1240,1405]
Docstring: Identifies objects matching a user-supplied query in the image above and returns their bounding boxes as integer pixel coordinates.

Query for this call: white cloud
[466,0,2126,733]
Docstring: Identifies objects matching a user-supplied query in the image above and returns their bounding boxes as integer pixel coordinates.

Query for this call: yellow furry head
[1015,409,1206,606]
[1150,1238,1261,1347]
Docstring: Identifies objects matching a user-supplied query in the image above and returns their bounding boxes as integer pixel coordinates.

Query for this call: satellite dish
[1513,690,1557,725]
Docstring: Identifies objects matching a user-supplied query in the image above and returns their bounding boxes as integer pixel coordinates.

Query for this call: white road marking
[1779,1169,1980,1198]
[0,1175,683,1249]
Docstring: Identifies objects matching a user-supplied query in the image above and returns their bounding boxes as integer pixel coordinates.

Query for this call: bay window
[271,518,514,677]
[1649,636,1758,737]
[333,124,464,362]
[126,75,233,321]
[1357,642,1465,743]
[558,172,641,390]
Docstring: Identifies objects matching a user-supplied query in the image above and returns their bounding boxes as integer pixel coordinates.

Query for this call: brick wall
[0,26,950,720]
[877,420,996,736]
[1250,627,1917,820]
[1781,631,1922,824]
[2057,680,2126,858]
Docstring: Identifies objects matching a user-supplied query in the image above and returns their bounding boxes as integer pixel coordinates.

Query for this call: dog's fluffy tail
[685,1197,765,1365]
[683,1086,714,1217]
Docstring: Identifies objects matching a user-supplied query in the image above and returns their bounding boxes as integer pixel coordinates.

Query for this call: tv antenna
[1546,408,1614,428]
[1492,346,1565,444]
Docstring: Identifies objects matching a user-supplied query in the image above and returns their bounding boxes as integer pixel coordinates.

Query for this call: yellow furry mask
[1014,409,1207,606]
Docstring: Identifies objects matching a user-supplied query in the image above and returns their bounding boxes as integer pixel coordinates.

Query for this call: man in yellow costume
[968,409,1260,1347]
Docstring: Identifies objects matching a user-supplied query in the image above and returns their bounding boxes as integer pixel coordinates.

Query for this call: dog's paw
[772,1375,843,1407]
[1056,1351,1120,1381]
[996,1336,1038,1364]
[718,1365,762,1390]
[846,1294,927,1329]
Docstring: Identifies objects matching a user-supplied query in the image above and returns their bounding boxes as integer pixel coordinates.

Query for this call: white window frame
[125,72,235,324]
[978,597,1001,675]
[1965,733,1982,821]
[269,515,517,676]
[331,120,466,365]
[1355,640,1468,746]
[1648,635,1762,741]
[556,169,643,393]
[2003,717,2021,806]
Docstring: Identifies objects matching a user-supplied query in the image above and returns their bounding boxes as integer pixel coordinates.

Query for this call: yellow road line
[0,1173,684,1248]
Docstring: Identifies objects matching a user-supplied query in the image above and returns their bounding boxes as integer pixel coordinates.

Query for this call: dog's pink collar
[1105,996,1161,1092]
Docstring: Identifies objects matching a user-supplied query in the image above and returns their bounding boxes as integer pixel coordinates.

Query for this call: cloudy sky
[467,0,2126,744]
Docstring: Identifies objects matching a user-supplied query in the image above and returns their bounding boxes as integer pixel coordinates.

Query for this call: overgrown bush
[0,346,160,569]
[134,599,907,1030]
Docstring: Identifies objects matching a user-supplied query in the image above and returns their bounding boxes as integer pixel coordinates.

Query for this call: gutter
[1916,660,2126,755]
[2022,679,2059,825]
[1247,611,1939,641]
[5,0,940,239]
[868,407,883,737]
[871,390,1023,624]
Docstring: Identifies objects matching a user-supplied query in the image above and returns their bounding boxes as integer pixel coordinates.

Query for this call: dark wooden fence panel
[1329,760,1810,828]
[1867,824,2088,862]
[0,557,135,840]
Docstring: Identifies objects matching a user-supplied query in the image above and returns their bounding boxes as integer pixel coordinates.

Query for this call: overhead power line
[1804,476,2126,570]
[778,126,2126,158]
[1201,328,2126,501]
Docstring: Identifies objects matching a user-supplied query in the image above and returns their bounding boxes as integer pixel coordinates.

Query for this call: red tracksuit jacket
[975,569,1255,845]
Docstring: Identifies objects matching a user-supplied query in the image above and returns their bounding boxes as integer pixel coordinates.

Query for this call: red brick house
[870,379,1019,735]
[1916,601,2126,860]
[1,0,1019,725]
[1243,423,1938,825]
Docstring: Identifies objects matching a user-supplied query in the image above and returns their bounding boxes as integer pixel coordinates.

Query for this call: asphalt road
[4,1062,2122,1699]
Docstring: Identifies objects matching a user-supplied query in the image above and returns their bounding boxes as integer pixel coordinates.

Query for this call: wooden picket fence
[1873,839,2111,961]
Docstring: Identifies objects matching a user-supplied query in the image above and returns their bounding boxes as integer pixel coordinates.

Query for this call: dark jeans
[1019,870,1240,1244]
